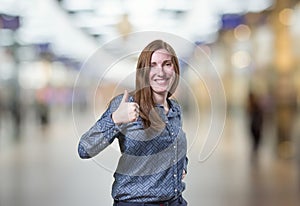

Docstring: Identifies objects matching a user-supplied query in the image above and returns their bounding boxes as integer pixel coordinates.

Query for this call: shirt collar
[155,98,180,117]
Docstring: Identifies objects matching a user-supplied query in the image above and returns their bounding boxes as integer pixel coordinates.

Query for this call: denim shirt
[78,94,188,202]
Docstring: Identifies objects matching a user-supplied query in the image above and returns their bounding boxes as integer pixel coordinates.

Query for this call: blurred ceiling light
[0,0,20,15]
[246,0,273,12]
[71,12,118,29]
[231,50,251,68]
[234,24,251,41]
[279,8,293,26]
[183,0,220,43]
[215,0,245,14]
[14,0,57,45]
[16,22,54,45]
[216,0,273,14]
[0,0,275,62]
[125,0,161,29]
[94,0,123,16]
[125,0,160,15]
[61,0,94,12]
[161,0,191,11]
[20,0,97,60]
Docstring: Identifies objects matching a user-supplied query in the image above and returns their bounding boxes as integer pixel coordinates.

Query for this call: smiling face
[149,49,175,99]
[134,40,180,128]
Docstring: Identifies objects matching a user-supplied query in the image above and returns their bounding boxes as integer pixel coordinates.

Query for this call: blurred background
[1,0,300,205]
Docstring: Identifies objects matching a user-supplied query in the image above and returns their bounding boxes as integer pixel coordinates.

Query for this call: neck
[153,92,169,112]
[153,92,167,104]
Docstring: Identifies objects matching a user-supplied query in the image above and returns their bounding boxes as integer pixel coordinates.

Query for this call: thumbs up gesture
[112,90,140,124]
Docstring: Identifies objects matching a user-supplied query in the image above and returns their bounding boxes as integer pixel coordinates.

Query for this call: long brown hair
[134,40,180,129]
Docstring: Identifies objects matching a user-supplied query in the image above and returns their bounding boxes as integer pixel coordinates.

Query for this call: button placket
[166,109,179,196]
[173,130,178,195]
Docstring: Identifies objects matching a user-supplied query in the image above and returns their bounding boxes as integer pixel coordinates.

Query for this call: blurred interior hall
[1,0,300,206]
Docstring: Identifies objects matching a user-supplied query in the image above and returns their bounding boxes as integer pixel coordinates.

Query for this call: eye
[150,63,157,68]
[163,61,173,68]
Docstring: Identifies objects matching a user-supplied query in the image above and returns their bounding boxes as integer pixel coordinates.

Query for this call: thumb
[121,90,129,103]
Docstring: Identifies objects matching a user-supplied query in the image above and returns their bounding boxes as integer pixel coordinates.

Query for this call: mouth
[154,78,169,84]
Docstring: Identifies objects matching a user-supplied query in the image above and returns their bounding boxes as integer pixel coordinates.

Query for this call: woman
[78,40,188,205]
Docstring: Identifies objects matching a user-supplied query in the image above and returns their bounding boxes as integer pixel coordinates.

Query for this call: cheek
[167,69,176,79]
[149,71,154,81]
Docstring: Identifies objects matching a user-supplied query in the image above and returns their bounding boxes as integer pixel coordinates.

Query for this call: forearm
[78,111,120,159]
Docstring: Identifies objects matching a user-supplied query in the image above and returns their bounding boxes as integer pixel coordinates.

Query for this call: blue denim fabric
[78,94,188,202]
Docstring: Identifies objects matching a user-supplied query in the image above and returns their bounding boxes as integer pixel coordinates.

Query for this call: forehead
[151,49,172,62]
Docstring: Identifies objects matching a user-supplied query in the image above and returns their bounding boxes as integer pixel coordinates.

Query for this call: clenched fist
[112,90,140,124]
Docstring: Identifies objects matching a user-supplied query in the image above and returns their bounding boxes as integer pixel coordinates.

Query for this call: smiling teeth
[156,79,167,83]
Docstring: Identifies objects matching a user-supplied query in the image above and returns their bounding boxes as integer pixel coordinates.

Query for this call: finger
[132,103,139,110]
[134,112,139,121]
[130,109,139,116]
[129,103,139,111]
[121,90,129,103]
[129,112,139,122]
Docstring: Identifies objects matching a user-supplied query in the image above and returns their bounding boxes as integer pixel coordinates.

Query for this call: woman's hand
[112,90,140,124]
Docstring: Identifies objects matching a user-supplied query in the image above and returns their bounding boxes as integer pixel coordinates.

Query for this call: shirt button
[171,132,174,135]
[174,174,177,178]
[173,145,176,149]
[173,159,176,163]
[174,189,178,193]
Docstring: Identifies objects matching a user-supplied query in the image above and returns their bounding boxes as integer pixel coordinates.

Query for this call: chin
[152,87,169,94]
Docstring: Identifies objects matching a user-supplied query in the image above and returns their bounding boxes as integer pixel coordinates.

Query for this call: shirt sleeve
[78,95,123,159]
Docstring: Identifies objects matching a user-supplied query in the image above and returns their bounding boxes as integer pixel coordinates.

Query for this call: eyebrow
[151,60,172,65]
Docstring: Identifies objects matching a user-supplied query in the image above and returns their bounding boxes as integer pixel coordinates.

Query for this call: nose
[156,64,165,76]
